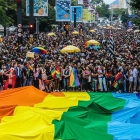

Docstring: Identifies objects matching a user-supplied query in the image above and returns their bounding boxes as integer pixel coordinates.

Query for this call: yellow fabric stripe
[62,92,90,101]
[0,92,90,140]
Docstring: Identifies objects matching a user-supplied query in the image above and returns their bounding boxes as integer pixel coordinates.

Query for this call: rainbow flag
[69,68,80,87]
[0,87,140,140]
[51,68,56,79]
[112,81,119,89]
[56,67,60,78]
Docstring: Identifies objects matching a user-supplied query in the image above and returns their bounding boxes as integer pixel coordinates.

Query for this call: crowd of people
[0,23,140,93]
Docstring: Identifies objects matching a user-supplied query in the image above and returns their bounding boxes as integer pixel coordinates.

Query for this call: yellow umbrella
[0,37,2,43]
[109,26,114,29]
[134,30,140,33]
[47,33,56,36]
[89,30,95,33]
[72,31,79,35]
[94,28,97,31]
[87,40,100,46]
[60,45,81,53]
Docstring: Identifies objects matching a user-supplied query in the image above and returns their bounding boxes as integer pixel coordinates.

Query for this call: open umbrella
[32,47,47,54]
[127,29,133,32]
[60,45,80,53]
[86,40,100,46]
[134,30,140,33]
[47,33,56,36]
[72,31,79,35]
[85,40,100,49]
[89,30,95,33]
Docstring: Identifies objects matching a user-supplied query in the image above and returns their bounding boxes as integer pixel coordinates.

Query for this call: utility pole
[74,8,76,28]
[35,17,39,40]
[17,0,23,44]
[29,0,34,42]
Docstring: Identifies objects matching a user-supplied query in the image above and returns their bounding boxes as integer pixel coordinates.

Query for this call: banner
[56,0,71,21]
[26,0,48,16]
[83,9,95,23]
[71,6,83,22]
[78,0,83,4]
[27,52,34,58]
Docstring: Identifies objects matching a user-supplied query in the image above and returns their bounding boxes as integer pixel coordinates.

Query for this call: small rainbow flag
[69,68,80,87]
[56,67,61,78]
[112,81,119,89]
[51,68,56,79]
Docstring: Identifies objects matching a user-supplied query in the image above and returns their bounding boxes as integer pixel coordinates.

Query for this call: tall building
[127,0,132,15]
[119,0,126,8]
[111,4,119,9]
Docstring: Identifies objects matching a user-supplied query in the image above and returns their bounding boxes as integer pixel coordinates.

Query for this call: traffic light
[17,0,22,7]
[17,24,22,44]
[64,23,69,31]
[64,23,66,31]
[29,24,34,34]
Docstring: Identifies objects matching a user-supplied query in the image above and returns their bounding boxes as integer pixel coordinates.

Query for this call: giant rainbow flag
[0,86,140,140]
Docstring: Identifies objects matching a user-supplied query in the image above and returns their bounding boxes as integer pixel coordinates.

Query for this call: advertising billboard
[83,9,95,23]
[26,0,48,16]
[55,0,71,21]
[71,6,83,22]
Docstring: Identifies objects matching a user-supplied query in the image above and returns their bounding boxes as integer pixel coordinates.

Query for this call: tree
[90,0,103,5]
[128,0,140,28]
[113,8,127,17]
[129,12,140,28]
[129,0,140,10]
[121,11,128,23]
[96,3,110,18]
[48,0,55,7]
[71,0,77,6]
[39,4,56,32]
[0,0,13,25]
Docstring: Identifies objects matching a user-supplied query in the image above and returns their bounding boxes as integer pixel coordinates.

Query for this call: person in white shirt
[80,57,86,64]
[133,65,138,92]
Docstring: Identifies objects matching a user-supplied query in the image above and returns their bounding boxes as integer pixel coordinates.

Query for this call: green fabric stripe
[53,92,126,140]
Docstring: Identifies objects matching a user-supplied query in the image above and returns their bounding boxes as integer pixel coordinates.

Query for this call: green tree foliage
[128,0,140,28]
[71,0,77,6]
[48,0,55,7]
[121,11,128,23]
[0,0,13,25]
[129,12,140,28]
[90,0,103,5]
[39,4,56,32]
[113,8,127,17]
[129,0,140,10]
[96,3,110,18]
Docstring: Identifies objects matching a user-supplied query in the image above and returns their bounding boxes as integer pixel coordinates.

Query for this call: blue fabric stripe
[108,121,140,140]
[108,93,140,140]
[112,93,140,101]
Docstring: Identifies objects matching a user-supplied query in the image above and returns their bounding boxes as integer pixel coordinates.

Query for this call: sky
[103,0,114,4]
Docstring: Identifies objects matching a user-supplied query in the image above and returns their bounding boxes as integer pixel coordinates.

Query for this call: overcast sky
[104,0,114,4]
